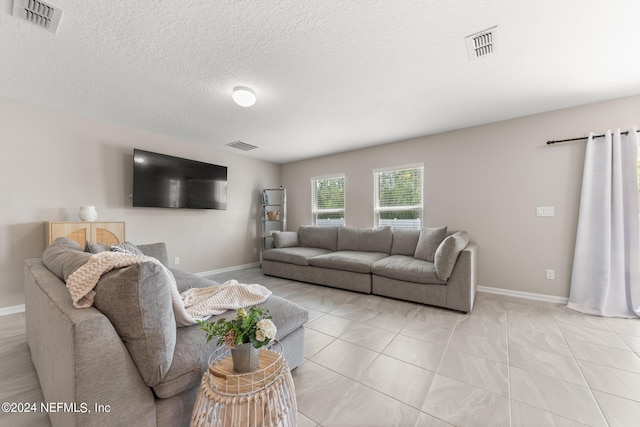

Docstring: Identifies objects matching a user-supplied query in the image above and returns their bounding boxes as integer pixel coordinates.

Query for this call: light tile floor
[213,267,640,427]
[2,266,640,426]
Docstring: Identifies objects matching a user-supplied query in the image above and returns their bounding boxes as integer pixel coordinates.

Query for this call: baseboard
[0,304,25,316]
[196,262,261,278]
[477,286,569,305]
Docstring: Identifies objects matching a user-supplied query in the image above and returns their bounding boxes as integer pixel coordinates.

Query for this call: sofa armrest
[444,242,477,313]
[24,259,156,427]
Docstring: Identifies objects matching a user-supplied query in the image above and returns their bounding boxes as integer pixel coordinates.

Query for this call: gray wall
[0,96,280,309]
[281,95,640,299]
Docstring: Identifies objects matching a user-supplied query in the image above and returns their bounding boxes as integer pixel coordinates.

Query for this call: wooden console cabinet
[46,221,125,249]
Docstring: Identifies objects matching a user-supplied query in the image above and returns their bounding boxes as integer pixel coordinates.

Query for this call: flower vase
[231,343,260,373]
[78,206,98,222]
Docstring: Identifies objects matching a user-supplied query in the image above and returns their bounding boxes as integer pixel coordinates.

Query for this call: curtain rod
[546,130,637,145]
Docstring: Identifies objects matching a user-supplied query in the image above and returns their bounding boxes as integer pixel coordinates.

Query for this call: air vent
[465,26,497,61]
[226,141,259,151]
[12,0,63,33]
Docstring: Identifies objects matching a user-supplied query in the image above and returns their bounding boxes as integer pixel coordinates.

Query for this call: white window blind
[373,164,423,229]
[311,175,345,226]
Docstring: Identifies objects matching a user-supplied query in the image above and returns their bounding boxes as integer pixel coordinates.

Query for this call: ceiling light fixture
[232,86,257,107]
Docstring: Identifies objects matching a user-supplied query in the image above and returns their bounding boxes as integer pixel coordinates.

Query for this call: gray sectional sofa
[262,226,477,313]
[24,238,308,427]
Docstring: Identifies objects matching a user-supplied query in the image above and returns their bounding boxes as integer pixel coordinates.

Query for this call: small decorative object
[198,307,277,373]
[78,206,98,222]
[266,210,280,220]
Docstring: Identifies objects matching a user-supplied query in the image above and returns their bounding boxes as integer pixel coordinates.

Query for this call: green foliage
[197,306,274,349]
[315,178,345,210]
[377,169,422,208]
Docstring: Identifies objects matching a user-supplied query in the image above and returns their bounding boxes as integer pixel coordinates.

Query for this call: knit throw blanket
[66,251,272,327]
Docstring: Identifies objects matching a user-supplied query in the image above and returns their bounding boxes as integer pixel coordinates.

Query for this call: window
[311,175,345,226]
[373,164,423,229]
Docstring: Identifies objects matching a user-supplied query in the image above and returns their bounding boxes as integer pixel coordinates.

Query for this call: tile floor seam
[505,303,513,427]
[554,313,611,427]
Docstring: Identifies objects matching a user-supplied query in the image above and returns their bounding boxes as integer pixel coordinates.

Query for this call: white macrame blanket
[65,251,272,327]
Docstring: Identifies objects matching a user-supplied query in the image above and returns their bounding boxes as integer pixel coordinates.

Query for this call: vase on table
[78,206,98,222]
[231,343,260,373]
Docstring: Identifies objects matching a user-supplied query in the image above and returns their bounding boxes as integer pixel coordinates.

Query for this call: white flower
[256,319,277,341]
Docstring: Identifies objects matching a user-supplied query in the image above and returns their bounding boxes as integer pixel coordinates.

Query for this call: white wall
[281,95,640,299]
[0,96,280,309]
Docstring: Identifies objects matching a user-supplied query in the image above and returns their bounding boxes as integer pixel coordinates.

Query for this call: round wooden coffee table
[190,344,297,427]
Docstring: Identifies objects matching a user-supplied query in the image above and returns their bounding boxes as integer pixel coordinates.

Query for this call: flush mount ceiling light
[232,86,257,107]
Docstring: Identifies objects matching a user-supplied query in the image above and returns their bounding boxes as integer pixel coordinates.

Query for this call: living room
[2,1,640,427]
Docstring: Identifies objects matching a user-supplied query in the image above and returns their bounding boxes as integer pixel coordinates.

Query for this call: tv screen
[133,149,227,210]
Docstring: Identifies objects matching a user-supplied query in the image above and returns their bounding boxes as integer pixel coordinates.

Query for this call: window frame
[311,174,346,227]
[373,163,424,229]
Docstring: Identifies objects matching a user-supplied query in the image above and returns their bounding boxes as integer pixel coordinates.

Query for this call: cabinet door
[91,222,125,245]
[47,222,91,248]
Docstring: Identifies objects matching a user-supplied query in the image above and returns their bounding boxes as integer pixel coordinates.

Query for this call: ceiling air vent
[12,0,63,33]
[226,141,259,151]
[465,26,497,61]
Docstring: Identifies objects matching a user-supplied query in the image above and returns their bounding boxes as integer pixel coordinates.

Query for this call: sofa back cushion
[298,226,338,251]
[337,226,392,253]
[273,231,300,248]
[42,238,92,282]
[391,229,421,256]
[93,261,176,387]
[137,242,170,267]
[414,227,448,262]
[434,231,470,280]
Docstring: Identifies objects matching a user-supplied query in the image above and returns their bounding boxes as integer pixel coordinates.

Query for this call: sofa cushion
[42,237,92,282]
[414,227,447,262]
[171,268,220,293]
[153,295,308,398]
[273,231,300,248]
[262,247,331,266]
[298,226,339,251]
[337,226,392,253]
[138,242,170,268]
[434,231,470,281]
[391,229,421,256]
[85,241,111,254]
[309,251,389,274]
[371,255,445,284]
[93,261,176,388]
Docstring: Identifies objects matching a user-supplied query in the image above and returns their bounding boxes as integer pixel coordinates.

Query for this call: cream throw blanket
[66,251,272,327]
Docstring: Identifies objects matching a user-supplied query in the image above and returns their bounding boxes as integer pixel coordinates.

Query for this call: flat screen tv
[133,149,227,210]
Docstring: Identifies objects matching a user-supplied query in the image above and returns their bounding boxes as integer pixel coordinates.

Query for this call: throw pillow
[85,241,111,254]
[414,226,447,262]
[42,237,92,282]
[111,241,144,255]
[434,231,470,281]
[273,231,300,248]
[93,261,176,387]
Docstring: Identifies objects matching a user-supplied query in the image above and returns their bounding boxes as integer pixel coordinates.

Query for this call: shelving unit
[261,188,286,253]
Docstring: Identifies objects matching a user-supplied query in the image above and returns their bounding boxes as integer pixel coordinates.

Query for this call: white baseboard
[196,262,261,278]
[477,286,569,305]
[0,304,25,316]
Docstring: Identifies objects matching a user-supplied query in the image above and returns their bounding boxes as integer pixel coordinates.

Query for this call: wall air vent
[226,141,259,151]
[465,26,497,61]
[12,0,63,33]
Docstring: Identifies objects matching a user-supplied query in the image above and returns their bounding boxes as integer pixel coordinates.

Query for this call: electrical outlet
[253,247,258,254]
[546,269,555,280]
[175,257,180,265]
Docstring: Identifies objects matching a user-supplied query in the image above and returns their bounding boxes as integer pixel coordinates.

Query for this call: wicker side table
[191,345,297,427]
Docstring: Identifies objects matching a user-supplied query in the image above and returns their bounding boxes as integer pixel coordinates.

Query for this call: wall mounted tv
[133,149,227,210]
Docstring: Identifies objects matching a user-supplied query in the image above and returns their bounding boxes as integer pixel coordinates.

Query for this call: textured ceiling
[1,0,640,163]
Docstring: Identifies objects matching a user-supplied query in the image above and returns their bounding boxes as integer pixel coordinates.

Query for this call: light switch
[536,207,555,217]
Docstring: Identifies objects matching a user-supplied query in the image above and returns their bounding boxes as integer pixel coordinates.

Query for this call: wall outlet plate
[546,269,555,280]
[536,207,555,217]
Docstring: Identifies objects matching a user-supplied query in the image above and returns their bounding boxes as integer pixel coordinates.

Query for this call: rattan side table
[190,344,297,427]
